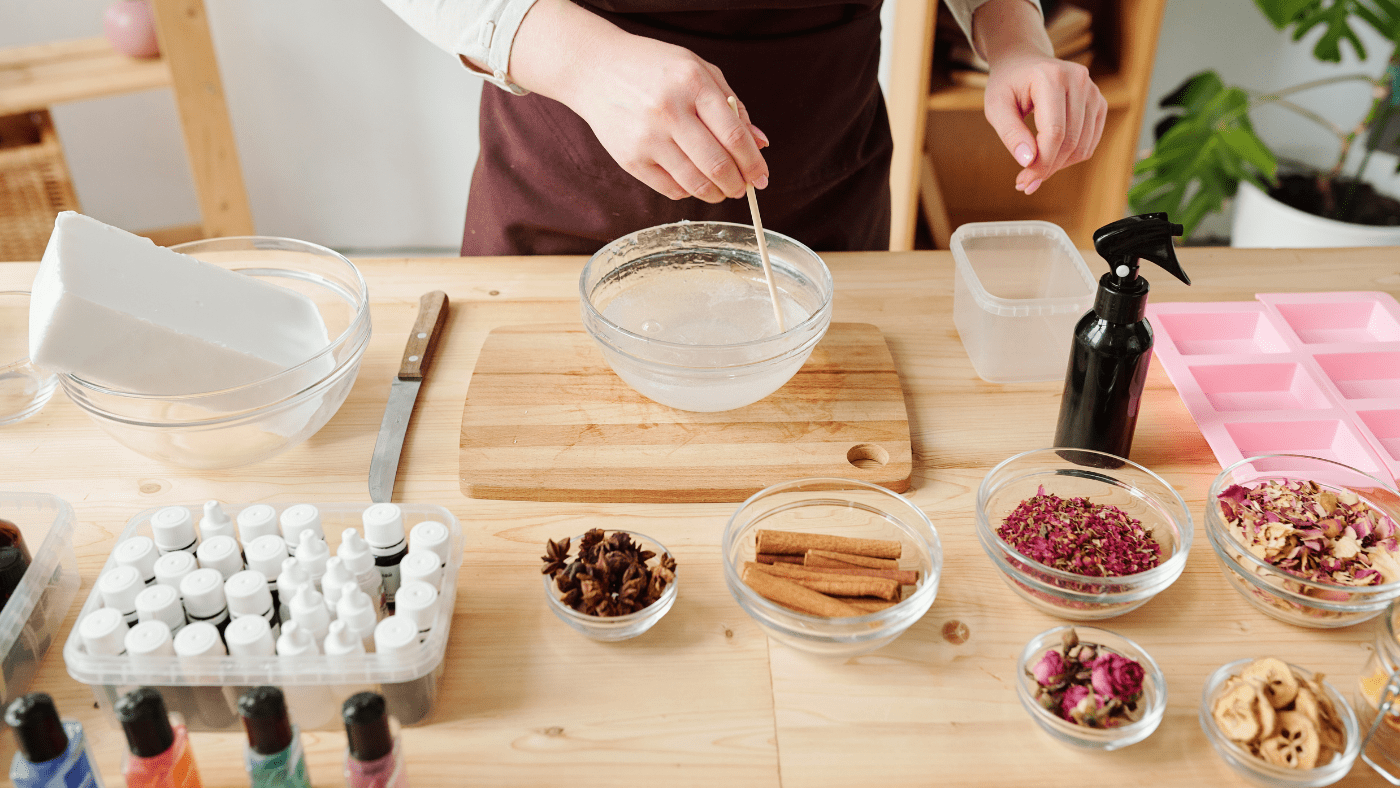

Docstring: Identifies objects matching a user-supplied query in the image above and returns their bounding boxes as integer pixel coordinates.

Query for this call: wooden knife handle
[398,290,449,380]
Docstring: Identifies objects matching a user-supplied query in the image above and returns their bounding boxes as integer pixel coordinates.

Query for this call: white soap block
[29,212,330,395]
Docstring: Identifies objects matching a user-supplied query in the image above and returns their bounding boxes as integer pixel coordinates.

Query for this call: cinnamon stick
[756,553,804,565]
[845,598,900,613]
[755,530,902,560]
[740,564,862,617]
[805,550,900,570]
[745,561,900,600]
[791,560,918,586]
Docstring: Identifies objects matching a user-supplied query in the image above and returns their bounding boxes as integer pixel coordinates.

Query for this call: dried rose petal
[998,488,1162,577]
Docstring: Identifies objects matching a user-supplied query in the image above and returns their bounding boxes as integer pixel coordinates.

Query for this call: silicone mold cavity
[1189,363,1331,412]
[1155,311,1290,356]
[1358,410,1400,463]
[1275,301,1400,345]
[1224,420,1382,474]
[1315,351,1400,400]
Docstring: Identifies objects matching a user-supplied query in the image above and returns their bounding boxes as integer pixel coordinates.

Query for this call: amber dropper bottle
[115,688,203,788]
[0,517,31,610]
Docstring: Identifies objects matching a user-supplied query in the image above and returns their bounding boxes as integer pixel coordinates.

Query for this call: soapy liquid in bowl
[598,250,814,345]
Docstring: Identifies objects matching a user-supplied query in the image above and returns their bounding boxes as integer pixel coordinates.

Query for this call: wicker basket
[0,110,81,262]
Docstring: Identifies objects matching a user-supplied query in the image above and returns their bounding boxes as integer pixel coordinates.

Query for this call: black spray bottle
[1053,213,1189,463]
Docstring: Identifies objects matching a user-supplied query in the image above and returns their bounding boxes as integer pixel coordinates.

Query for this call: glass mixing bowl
[0,291,57,425]
[59,237,371,468]
[580,221,833,412]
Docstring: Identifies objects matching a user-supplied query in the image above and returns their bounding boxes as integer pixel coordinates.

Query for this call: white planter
[1231,180,1400,247]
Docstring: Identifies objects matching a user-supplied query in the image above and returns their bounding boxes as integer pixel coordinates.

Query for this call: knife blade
[369,290,449,503]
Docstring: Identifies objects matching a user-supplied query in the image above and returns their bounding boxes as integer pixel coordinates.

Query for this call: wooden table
[2,247,1399,787]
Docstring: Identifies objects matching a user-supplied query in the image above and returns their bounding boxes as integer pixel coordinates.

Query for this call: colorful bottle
[342,693,408,788]
[6,692,105,788]
[115,688,203,788]
[238,687,312,788]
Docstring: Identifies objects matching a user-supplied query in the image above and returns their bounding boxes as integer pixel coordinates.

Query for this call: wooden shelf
[0,37,171,116]
[926,70,1132,112]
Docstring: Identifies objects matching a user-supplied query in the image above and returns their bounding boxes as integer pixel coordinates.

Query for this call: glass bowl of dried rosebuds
[540,529,678,641]
[976,448,1193,620]
[1200,657,1360,787]
[1206,454,1400,629]
[1016,625,1166,750]
[722,478,941,658]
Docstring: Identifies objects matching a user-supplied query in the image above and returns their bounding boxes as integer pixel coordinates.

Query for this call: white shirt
[379,0,1041,95]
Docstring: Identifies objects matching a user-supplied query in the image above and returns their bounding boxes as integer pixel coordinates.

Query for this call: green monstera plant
[1129,0,1400,237]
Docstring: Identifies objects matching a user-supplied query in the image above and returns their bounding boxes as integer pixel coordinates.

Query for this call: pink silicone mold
[1148,292,1400,484]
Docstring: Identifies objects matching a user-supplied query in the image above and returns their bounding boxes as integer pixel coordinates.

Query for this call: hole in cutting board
[847,444,890,469]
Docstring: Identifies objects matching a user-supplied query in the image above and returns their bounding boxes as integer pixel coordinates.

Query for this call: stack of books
[938,2,1094,88]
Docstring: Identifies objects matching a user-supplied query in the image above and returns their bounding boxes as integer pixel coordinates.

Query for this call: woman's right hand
[505,0,769,203]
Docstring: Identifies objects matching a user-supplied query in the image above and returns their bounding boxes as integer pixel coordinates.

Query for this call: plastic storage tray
[1147,291,1400,481]
[0,493,80,706]
[63,502,461,731]
[950,221,1097,383]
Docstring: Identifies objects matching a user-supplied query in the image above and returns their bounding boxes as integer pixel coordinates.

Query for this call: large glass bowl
[975,448,1193,620]
[58,237,370,468]
[1016,625,1166,750]
[580,221,833,412]
[0,291,57,425]
[722,478,941,657]
[1205,454,1400,629]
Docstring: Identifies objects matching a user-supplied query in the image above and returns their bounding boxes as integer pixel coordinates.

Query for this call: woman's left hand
[975,0,1107,195]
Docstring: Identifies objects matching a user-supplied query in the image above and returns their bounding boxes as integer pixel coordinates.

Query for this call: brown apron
[461,0,892,255]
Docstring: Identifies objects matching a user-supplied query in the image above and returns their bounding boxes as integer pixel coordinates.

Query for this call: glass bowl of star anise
[540,529,678,641]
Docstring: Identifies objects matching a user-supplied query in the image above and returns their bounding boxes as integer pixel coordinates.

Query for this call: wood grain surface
[2,247,1399,787]
[460,322,912,502]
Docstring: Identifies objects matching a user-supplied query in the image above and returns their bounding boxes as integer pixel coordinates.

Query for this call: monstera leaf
[1129,71,1278,237]
[1254,0,1400,61]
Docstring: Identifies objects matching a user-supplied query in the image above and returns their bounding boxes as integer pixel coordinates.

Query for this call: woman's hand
[975,0,1107,195]
[506,0,769,203]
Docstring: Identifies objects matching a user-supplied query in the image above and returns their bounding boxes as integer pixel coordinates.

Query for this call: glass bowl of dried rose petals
[1200,657,1360,787]
[722,478,941,657]
[1016,625,1166,750]
[1206,454,1400,629]
[540,529,678,641]
[976,448,1193,620]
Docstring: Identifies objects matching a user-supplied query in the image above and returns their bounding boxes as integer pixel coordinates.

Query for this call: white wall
[7,0,1394,250]
[1138,0,1400,238]
[1,0,481,253]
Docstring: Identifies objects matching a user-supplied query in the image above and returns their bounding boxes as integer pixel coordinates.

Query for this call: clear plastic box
[950,221,1097,383]
[0,493,81,706]
[63,502,460,731]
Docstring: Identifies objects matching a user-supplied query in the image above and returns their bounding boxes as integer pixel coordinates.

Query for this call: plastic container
[63,503,461,731]
[1205,454,1400,628]
[950,221,1097,383]
[57,237,372,469]
[541,531,677,642]
[722,478,941,657]
[1016,625,1165,750]
[1201,658,1361,787]
[0,292,58,425]
[580,221,833,412]
[1148,291,1400,482]
[0,493,80,706]
[975,448,1193,620]
[1356,600,1400,781]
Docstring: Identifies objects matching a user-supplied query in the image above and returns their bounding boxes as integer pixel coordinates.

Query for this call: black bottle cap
[115,687,174,758]
[238,686,293,756]
[6,693,69,764]
[342,692,393,763]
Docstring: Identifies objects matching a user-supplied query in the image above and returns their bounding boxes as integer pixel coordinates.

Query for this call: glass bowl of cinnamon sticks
[722,478,941,657]
[976,448,1193,621]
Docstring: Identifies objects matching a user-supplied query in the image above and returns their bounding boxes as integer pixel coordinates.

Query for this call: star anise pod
[560,588,582,609]
[660,552,676,572]
[541,537,570,576]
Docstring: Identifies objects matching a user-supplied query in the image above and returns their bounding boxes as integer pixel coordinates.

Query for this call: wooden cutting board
[459,322,912,503]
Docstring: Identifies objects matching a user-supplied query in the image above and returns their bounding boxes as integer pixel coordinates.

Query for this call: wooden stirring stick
[727,95,785,333]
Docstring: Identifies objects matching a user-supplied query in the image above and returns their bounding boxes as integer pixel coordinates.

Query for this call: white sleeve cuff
[943,0,1044,61]
[380,0,539,95]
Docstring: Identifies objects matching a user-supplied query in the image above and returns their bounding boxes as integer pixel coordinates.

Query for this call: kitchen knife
[369,290,449,503]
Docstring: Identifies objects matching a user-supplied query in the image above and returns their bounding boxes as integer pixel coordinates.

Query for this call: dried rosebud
[1061,684,1098,723]
[1090,652,1145,702]
[1033,649,1068,686]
